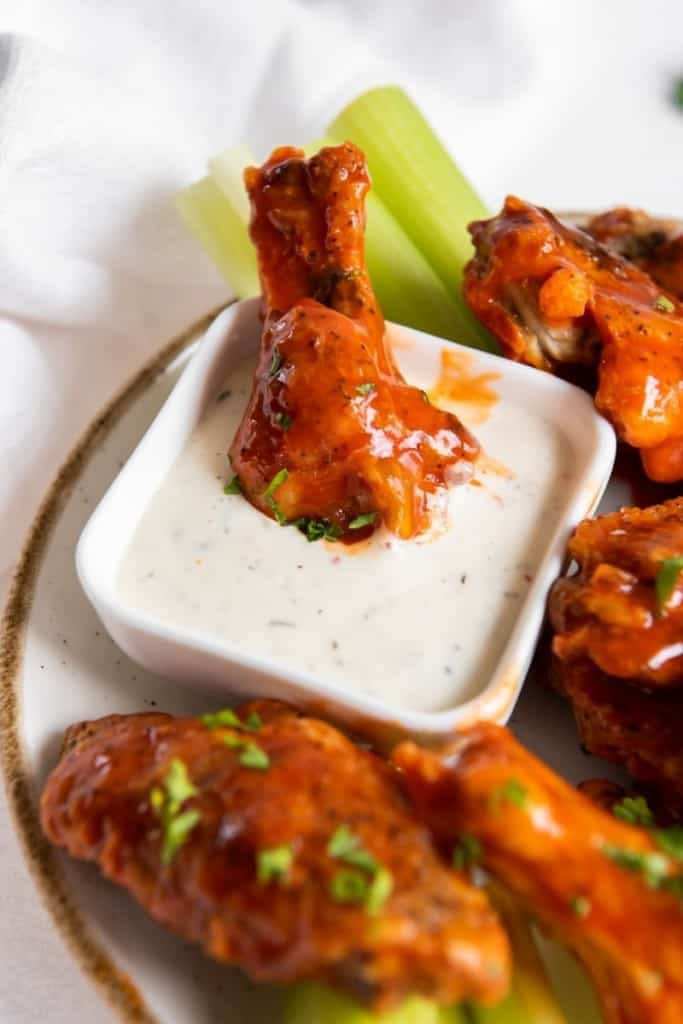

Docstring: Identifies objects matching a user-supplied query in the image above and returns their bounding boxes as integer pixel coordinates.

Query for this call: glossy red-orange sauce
[464,196,683,483]
[229,144,479,541]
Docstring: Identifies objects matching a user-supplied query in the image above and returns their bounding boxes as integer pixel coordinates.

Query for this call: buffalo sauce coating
[40,701,510,1011]
[463,196,683,483]
[229,144,479,540]
[394,721,683,1024]
[549,497,683,687]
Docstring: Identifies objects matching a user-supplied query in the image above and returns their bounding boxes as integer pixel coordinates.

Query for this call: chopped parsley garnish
[355,382,376,395]
[201,708,261,731]
[274,411,292,431]
[330,869,369,905]
[570,896,591,918]
[292,517,342,543]
[452,833,482,871]
[613,795,655,827]
[268,496,288,525]
[327,824,393,914]
[269,350,282,378]
[257,844,293,885]
[149,758,200,865]
[224,476,242,495]
[491,778,528,810]
[602,843,669,887]
[348,512,377,530]
[223,734,270,770]
[654,295,675,313]
[263,468,289,498]
[655,556,683,612]
[654,826,683,860]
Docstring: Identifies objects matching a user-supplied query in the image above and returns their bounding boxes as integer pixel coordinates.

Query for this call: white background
[1,0,683,1019]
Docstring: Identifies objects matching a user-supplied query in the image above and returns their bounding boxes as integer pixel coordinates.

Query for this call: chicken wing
[394,722,683,1024]
[40,700,509,1011]
[583,208,683,300]
[549,497,683,687]
[554,657,683,819]
[463,196,683,482]
[230,144,479,541]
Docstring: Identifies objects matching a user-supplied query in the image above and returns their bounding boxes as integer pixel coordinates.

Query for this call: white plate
[2,310,643,1023]
[75,299,615,741]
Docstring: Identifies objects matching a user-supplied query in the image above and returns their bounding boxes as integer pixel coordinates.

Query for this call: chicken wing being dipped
[549,497,683,687]
[40,700,510,1012]
[583,208,683,300]
[394,722,683,1024]
[229,144,479,541]
[463,196,683,482]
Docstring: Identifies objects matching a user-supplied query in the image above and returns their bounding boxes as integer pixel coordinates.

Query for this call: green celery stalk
[327,86,496,351]
[208,142,255,224]
[284,983,467,1024]
[469,887,567,1024]
[174,175,259,299]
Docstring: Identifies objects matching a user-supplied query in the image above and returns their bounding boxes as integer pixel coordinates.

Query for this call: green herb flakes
[654,826,683,860]
[655,556,683,612]
[201,708,261,732]
[421,389,431,404]
[330,869,369,905]
[269,350,282,378]
[348,512,377,530]
[327,824,392,914]
[238,742,270,771]
[602,843,669,887]
[149,758,200,865]
[355,382,376,395]
[263,468,289,498]
[274,412,292,431]
[292,517,342,543]
[654,295,675,313]
[452,833,482,871]
[570,896,591,918]
[491,778,528,810]
[613,795,655,827]
[224,476,242,495]
[257,844,293,885]
[268,496,288,526]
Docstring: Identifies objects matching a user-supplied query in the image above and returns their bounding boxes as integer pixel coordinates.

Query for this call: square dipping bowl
[77,299,615,744]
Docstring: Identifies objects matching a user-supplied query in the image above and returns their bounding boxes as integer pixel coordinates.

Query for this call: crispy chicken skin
[40,700,510,1011]
[556,658,683,819]
[394,722,683,1024]
[584,208,683,300]
[549,498,683,687]
[229,144,479,540]
[463,196,683,482]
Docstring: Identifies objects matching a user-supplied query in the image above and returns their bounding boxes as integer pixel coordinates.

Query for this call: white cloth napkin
[1,1,683,1020]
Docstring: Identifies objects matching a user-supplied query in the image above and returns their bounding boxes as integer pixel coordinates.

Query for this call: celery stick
[284,983,467,1024]
[327,86,496,351]
[208,143,256,224]
[470,887,567,1024]
[174,176,259,298]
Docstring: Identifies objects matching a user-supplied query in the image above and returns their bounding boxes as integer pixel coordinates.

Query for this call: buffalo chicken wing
[584,208,683,300]
[395,722,683,1024]
[230,144,479,541]
[549,497,683,687]
[463,196,683,482]
[40,700,509,1011]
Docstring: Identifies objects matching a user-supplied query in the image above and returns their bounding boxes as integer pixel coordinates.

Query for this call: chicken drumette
[550,497,683,687]
[40,700,509,1011]
[230,144,479,541]
[395,722,683,1024]
[463,196,683,482]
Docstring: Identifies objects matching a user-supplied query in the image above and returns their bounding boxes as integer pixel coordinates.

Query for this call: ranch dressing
[118,354,573,713]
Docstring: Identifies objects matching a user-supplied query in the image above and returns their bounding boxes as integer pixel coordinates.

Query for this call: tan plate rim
[0,305,227,1023]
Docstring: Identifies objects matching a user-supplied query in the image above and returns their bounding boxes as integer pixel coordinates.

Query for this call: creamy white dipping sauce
[118,351,574,713]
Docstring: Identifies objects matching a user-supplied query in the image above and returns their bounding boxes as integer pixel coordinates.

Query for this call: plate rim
[0,304,227,1024]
